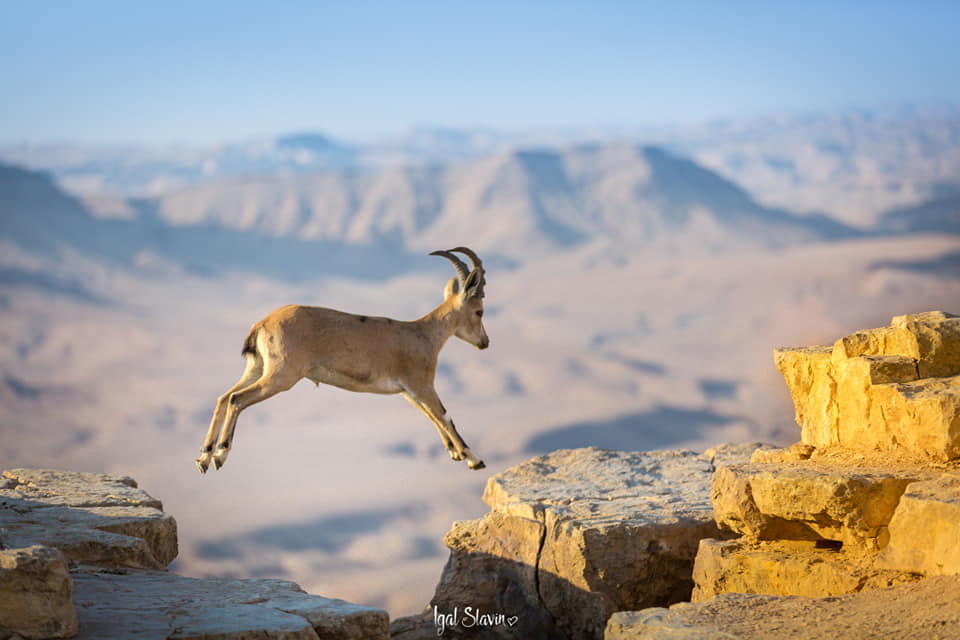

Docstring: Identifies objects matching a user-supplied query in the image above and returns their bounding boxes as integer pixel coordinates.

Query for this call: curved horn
[450,246,485,298]
[450,246,483,272]
[430,250,469,284]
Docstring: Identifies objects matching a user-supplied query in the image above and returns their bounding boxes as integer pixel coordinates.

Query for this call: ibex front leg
[402,387,485,470]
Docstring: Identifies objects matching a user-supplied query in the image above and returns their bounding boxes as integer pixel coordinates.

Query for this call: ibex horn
[429,250,469,285]
[451,246,483,272]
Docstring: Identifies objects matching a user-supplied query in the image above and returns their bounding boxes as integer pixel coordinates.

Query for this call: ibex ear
[462,270,484,299]
[443,276,460,300]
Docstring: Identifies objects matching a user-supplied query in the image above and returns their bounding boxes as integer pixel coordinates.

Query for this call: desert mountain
[5,106,958,230]
[144,144,860,260]
[1,144,862,281]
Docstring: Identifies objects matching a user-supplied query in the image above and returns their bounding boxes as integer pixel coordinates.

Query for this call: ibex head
[431,246,489,350]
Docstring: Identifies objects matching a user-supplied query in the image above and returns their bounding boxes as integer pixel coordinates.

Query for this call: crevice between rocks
[531,507,569,637]
[532,512,547,615]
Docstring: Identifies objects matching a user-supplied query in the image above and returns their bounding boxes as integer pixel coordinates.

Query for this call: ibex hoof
[214,458,223,470]
[196,459,208,475]
[468,460,486,470]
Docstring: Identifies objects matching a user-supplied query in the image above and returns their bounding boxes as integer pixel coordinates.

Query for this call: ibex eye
[476,310,483,317]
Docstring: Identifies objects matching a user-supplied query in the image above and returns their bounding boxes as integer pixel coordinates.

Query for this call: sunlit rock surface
[775,311,960,461]
[690,311,960,610]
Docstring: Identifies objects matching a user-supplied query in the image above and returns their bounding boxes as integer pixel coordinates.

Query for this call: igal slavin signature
[433,605,519,636]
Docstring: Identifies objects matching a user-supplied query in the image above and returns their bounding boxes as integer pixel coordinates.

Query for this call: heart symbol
[506,616,519,627]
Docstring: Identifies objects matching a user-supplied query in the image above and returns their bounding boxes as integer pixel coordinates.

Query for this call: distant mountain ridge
[8,133,953,286]
[3,106,959,231]
[0,163,424,282]
[144,144,862,258]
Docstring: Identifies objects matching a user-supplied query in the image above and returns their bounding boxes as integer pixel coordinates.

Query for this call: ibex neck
[418,299,460,346]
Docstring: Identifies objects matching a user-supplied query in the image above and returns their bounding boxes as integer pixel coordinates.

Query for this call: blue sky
[1,1,958,145]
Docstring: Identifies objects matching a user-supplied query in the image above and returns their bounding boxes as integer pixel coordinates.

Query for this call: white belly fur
[307,366,402,395]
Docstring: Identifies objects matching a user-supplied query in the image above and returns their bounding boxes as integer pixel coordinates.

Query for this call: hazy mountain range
[2,107,959,617]
[3,103,958,228]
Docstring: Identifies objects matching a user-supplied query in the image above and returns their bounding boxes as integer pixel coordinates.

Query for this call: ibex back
[197,247,489,473]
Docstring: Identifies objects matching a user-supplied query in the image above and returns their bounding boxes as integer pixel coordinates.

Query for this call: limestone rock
[691,538,920,601]
[0,469,177,569]
[749,443,814,464]
[891,311,960,378]
[70,568,389,639]
[0,545,78,640]
[396,445,761,640]
[773,345,838,447]
[711,462,920,550]
[606,575,960,640]
[774,311,960,460]
[878,474,960,576]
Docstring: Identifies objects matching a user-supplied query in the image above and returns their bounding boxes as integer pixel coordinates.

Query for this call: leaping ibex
[197,247,489,474]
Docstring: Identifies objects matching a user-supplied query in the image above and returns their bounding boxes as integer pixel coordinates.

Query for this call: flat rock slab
[711,461,929,550]
[71,567,389,640]
[0,468,177,569]
[394,445,763,640]
[606,575,960,640]
[691,538,920,602]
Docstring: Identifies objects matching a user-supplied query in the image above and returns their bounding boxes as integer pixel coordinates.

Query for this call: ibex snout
[478,336,490,350]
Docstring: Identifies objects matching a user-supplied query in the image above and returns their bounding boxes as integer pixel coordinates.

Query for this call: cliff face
[0,469,388,640]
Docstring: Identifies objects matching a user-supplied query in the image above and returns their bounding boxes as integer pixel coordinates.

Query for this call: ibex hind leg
[197,356,263,474]
[211,370,298,471]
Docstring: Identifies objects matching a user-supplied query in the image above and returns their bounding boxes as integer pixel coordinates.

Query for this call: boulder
[878,474,960,576]
[0,469,177,569]
[775,311,960,461]
[0,545,78,640]
[393,444,762,640]
[606,575,960,640]
[710,461,922,550]
[70,568,389,640]
[691,538,919,601]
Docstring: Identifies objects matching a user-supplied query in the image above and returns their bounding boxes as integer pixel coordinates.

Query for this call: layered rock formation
[689,311,960,606]
[606,311,960,638]
[392,444,765,640]
[774,310,960,460]
[0,468,388,640]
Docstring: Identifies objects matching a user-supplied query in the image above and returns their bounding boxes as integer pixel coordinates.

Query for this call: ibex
[196,247,489,474]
